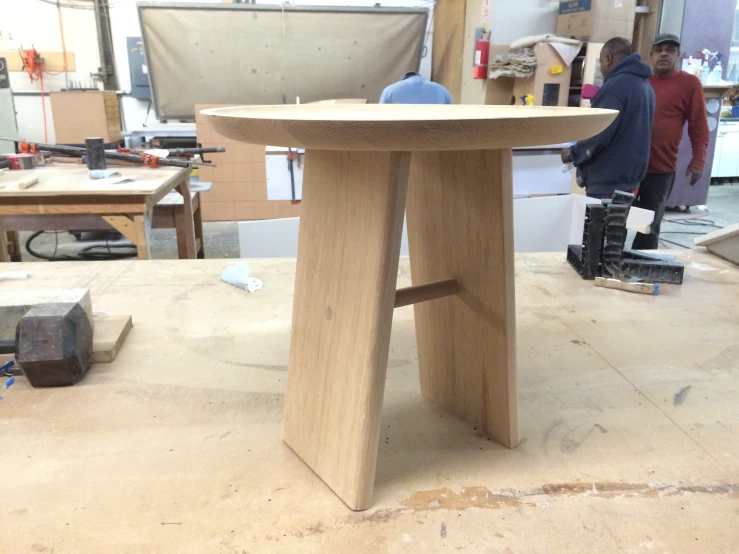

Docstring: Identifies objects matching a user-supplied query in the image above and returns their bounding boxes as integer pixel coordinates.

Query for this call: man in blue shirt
[379,71,453,104]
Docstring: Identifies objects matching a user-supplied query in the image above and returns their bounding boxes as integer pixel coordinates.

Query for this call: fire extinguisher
[473,30,490,80]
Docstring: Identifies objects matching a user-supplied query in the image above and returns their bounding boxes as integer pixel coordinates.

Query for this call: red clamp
[140,153,160,167]
[118,146,132,154]
[19,141,39,154]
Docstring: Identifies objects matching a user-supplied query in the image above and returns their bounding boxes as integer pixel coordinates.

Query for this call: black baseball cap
[653,34,681,48]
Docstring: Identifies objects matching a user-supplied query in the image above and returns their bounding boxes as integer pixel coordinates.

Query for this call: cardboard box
[50,91,122,144]
[557,0,635,43]
[512,43,573,107]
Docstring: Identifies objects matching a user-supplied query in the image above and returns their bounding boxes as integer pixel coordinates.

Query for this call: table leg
[133,210,153,260]
[406,149,519,449]
[193,194,204,259]
[0,220,9,264]
[7,232,21,262]
[283,149,411,511]
[174,177,197,259]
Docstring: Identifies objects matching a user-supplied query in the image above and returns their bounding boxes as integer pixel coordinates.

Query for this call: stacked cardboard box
[195,104,302,222]
[512,43,573,107]
[557,0,636,43]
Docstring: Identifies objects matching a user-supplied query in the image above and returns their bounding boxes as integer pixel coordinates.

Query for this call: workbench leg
[406,149,519,449]
[174,206,188,260]
[175,177,198,259]
[0,222,9,264]
[283,150,411,511]
[7,232,21,262]
[193,193,205,259]
[132,211,153,260]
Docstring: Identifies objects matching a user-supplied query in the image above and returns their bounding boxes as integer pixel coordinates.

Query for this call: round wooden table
[202,104,617,510]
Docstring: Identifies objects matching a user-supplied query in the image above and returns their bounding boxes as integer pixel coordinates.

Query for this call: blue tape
[1,360,14,376]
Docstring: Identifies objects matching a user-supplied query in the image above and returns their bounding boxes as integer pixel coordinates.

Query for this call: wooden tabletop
[201,104,617,151]
[1,253,738,552]
[0,165,188,198]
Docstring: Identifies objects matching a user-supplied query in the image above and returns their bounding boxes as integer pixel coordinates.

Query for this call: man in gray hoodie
[562,37,656,199]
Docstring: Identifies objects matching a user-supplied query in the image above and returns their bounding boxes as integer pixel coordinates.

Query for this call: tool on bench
[567,191,684,287]
[86,137,107,170]
[118,146,225,158]
[595,277,659,295]
[0,302,93,387]
[0,138,212,169]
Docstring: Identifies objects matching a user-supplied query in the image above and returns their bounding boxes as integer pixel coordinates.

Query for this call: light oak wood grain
[394,278,460,308]
[201,104,617,152]
[406,149,518,448]
[283,149,411,511]
[91,315,133,364]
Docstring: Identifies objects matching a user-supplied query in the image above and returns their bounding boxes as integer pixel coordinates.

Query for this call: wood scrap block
[0,289,93,340]
[695,223,739,266]
[0,314,133,370]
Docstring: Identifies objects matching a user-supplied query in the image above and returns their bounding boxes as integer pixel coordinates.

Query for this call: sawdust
[400,486,527,511]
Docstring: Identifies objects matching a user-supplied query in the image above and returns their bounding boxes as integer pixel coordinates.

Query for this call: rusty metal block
[16,302,93,387]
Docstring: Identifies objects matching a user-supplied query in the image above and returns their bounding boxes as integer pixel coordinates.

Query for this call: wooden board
[0,314,132,369]
[283,149,411,511]
[695,222,739,265]
[406,149,517,448]
[1,255,739,552]
[1,255,739,551]
[1,50,76,72]
[90,315,133,363]
[201,104,618,152]
[0,289,93,336]
[431,0,467,103]
[0,165,187,198]
[50,91,122,143]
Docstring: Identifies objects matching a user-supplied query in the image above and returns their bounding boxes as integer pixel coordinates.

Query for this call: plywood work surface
[1,253,739,553]
[0,165,186,198]
[201,104,617,151]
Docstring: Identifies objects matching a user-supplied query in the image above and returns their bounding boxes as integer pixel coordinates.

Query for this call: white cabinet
[713,134,723,175]
[714,124,739,178]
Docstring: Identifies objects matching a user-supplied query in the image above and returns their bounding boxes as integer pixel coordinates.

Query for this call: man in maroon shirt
[632,34,710,250]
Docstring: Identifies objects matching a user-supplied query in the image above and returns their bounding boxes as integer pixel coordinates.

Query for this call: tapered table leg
[283,149,411,511]
[406,149,519,449]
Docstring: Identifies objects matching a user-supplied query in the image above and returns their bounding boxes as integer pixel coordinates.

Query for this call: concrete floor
[11,184,739,262]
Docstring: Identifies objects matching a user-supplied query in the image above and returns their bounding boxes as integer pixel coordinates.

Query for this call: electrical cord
[658,237,691,249]
[25,231,137,261]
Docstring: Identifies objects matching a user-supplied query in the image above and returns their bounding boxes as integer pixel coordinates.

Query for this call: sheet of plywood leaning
[195,104,301,222]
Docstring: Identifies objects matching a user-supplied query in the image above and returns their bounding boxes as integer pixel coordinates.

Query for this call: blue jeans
[632,173,676,250]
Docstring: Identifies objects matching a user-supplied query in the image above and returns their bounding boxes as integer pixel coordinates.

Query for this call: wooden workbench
[1,252,738,553]
[0,165,199,261]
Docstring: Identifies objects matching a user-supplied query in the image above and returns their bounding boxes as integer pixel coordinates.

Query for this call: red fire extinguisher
[473,30,490,80]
